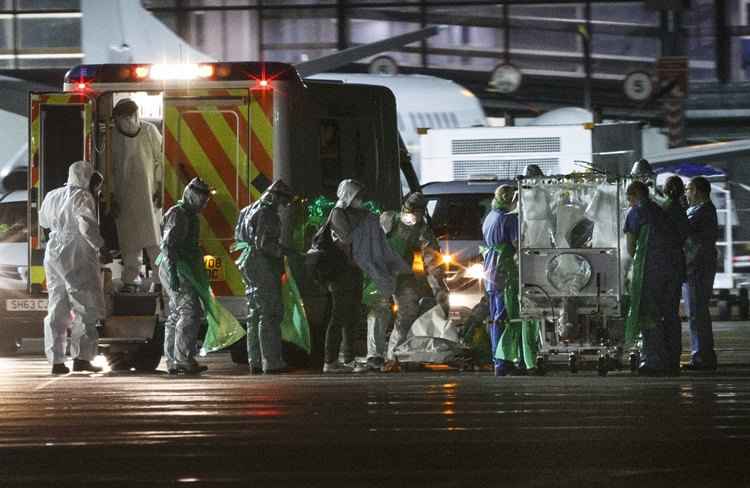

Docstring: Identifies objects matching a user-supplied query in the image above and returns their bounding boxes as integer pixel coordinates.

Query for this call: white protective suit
[112,120,163,286]
[39,161,105,364]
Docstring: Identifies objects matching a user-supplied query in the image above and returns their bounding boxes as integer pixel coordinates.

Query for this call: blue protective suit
[682,201,719,368]
[482,207,518,367]
[624,199,675,370]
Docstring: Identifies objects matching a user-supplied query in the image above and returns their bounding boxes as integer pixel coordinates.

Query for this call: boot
[174,362,208,375]
[51,363,70,375]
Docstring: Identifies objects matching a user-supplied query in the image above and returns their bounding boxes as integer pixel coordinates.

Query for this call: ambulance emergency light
[64,62,300,86]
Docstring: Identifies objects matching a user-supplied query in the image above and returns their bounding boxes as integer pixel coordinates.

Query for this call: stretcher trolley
[517,173,636,375]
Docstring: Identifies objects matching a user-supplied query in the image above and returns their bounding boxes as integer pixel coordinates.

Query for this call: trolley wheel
[597,356,609,377]
[535,356,547,376]
[568,353,578,374]
[629,351,640,372]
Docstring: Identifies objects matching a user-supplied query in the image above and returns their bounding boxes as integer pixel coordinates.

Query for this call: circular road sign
[623,71,654,102]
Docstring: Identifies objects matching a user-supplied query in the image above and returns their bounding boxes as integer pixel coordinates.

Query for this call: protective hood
[67,161,95,189]
[335,179,364,209]
[260,179,294,205]
[181,177,211,212]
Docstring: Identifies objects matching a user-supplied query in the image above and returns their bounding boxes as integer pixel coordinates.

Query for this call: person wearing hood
[358,191,446,372]
[110,98,163,293]
[157,177,212,375]
[482,184,536,376]
[39,161,105,375]
[322,179,410,373]
[234,180,295,374]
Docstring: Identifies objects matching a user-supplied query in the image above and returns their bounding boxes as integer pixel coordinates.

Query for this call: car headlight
[546,253,592,295]
[464,263,484,281]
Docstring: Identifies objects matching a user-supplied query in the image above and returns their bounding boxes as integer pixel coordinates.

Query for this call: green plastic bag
[624,224,656,347]
[172,257,246,354]
[280,258,311,353]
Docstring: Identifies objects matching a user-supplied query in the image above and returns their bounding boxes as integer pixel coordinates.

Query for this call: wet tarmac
[1,323,750,487]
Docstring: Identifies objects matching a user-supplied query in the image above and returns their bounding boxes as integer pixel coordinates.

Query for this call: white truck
[418,121,643,184]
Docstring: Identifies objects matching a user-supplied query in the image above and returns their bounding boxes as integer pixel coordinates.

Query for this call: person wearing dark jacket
[660,176,690,374]
[683,176,720,371]
[323,179,410,373]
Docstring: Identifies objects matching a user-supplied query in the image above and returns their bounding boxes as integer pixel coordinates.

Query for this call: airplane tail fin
[81,0,214,64]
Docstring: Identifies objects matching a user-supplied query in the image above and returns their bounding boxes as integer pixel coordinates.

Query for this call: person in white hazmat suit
[110,98,163,292]
[39,161,105,375]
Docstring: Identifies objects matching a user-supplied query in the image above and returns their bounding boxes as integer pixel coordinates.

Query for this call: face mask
[115,114,140,136]
[350,197,364,209]
[400,212,417,226]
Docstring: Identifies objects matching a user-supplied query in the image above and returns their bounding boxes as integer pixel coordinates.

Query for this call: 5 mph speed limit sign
[623,71,654,102]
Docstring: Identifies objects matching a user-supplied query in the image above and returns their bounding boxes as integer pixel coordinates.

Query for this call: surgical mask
[400,212,417,226]
[115,113,140,137]
[350,197,364,209]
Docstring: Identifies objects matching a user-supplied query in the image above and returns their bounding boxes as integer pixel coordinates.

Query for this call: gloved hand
[153,191,163,208]
[110,198,120,219]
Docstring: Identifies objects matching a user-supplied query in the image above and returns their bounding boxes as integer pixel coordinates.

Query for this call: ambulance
[22,62,403,369]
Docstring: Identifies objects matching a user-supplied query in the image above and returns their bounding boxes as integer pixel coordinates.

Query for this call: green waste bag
[171,257,246,354]
[281,258,311,353]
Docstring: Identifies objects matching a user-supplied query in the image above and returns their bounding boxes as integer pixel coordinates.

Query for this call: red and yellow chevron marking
[163,88,274,297]
[28,93,93,291]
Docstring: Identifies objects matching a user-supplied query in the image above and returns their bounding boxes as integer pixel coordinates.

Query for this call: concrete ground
[1,322,749,487]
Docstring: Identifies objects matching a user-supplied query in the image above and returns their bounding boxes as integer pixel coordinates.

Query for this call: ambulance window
[41,105,84,197]
[320,119,341,191]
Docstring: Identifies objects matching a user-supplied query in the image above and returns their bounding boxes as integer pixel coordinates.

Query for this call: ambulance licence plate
[204,256,225,282]
[6,299,48,312]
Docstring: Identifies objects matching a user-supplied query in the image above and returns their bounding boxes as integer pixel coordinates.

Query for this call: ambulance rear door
[162,88,259,300]
[28,91,95,295]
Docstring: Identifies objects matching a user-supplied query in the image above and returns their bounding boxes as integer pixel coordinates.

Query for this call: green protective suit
[482,242,540,368]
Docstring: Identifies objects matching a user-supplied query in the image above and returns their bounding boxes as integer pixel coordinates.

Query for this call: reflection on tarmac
[1,322,750,486]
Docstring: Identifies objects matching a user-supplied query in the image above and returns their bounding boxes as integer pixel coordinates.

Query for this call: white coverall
[112,120,163,286]
[39,161,105,365]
